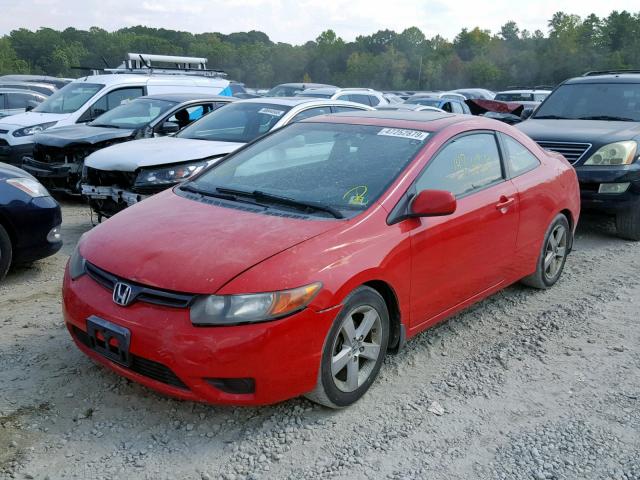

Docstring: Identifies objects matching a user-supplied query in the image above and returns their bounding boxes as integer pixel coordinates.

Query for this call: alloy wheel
[330,304,382,393]
[543,223,567,281]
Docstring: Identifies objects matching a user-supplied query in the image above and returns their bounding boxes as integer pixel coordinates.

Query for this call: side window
[7,92,31,109]
[451,102,464,114]
[290,106,331,122]
[441,102,453,113]
[415,133,504,197]
[343,94,372,106]
[79,87,144,122]
[368,95,380,106]
[0,94,5,109]
[166,105,211,129]
[332,106,365,113]
[501,134,541,177]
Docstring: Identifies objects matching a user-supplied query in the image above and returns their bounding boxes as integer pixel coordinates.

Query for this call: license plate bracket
[86,316,131,367]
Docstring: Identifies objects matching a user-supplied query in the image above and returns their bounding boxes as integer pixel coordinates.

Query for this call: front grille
[85,261,195,309]
[85,166,137,189]
[72,327,188,390]
[536,141,592,164]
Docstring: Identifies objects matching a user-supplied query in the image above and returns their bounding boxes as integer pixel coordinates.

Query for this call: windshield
[34,82,103,114]
[534,83,640,121]
[496,92,535,102]
[177,102,291,143]
[89,98,175,129]
[266,85,302,97]
[406,98,440,107]
[187,122,429,217]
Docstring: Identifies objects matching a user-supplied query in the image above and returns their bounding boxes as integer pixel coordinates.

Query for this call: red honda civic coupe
[63,111,580,408]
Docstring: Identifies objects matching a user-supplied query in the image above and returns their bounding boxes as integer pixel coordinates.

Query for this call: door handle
[496,196,515,211]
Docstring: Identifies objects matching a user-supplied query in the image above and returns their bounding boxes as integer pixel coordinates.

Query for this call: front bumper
[8,195,63,263]
[63,271,338,405]
[0,142,35,165]
[82,184,147,207]
[576,164,640,213]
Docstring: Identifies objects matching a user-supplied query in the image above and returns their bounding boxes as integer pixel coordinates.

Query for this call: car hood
[81,189,342,294]
[517,119,640,144]
[34,124,135,148]
[0,111,68,129]
[84,136,244,172]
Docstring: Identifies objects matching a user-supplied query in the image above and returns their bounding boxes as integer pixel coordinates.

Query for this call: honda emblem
[113,282,134,307]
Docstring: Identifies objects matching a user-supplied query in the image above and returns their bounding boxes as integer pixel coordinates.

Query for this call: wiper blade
[216,187,344,219]
[89,123,119,128]
[180,183,265,207]
[577,115,635,122]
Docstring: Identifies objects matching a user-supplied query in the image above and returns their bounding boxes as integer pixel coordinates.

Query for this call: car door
[409,131,519,329]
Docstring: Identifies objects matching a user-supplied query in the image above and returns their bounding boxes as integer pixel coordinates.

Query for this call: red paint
[410,189,457,217]
[63,115,580,405]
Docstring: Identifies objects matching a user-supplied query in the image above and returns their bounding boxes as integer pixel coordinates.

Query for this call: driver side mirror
[520,107,534,120]
[25,104,35,112]
[410,189,457,217]
[160,121,180,134]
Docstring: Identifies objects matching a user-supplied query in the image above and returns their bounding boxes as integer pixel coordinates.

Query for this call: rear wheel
[615,208,640,241]
[305,286,389,408]
[521,214,571,289]
[0,225,13,281]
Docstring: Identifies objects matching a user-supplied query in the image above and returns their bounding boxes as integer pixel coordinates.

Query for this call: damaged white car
[81,97,372,220]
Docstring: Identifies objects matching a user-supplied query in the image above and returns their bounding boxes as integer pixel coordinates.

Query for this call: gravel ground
[0,200,638,480]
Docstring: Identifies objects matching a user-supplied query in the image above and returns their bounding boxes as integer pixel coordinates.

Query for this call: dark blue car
[0,162,62,279]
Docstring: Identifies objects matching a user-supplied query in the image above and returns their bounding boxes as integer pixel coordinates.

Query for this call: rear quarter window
[501,134,541,177]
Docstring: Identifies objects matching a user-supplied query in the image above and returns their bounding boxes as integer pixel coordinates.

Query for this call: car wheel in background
[305,286,389,408]
[521,214,571,289]
[0,225,12,281]
[615,208,640,241]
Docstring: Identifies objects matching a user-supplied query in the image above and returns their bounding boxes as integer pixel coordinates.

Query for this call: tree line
[0,10,639,90]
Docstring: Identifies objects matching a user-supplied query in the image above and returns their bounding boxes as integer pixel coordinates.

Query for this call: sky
[0,0,638,44]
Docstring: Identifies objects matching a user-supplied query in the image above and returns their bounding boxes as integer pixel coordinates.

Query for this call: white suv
[296,87,389,107]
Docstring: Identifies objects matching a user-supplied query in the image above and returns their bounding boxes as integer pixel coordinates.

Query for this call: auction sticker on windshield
[377,128,429,141]
[259,108,286,117]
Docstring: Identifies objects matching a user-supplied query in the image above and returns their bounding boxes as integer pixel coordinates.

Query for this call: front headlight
[6,177,50,197]
[584,141,638,166]
[190,282,322,326]
[68,244,86,280]
[134,159,218,187]
[12,122,57,137]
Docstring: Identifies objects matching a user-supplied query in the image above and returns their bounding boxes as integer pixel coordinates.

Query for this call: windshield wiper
[89,123,120,128]
[216,187,344,219]
[577,115,636,122]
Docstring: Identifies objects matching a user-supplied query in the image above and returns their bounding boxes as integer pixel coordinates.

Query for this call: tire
[616,208,640,241]
[521,214,571,289]
[305,286,389,408]
[0,224,12,282]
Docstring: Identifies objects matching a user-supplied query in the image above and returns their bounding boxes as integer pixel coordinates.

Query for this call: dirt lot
[1,200,639,480]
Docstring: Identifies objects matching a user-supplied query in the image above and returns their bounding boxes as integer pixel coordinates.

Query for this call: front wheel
[305,286,389,408]
[616,208,640,241]
[521,214,571,289]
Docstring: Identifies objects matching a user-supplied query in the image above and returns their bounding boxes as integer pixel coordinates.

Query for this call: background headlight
[134,159,218,187]
[190,282,322,326]
[584,141,637,166]
[68,245,86,280]
[12,122,57,137]
[6,177,50,197]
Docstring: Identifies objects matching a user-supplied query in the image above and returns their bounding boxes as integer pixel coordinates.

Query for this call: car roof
[139,93,235,103]
[71,74,228,86]
[236,96,365,107]
[0,80,55,89]
[0,87,46,95]
[272,83,334,89]
[497,89,551,94]
[565,73,640,84]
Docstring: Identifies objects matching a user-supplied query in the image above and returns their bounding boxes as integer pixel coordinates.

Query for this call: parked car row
[1,66,639,411]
